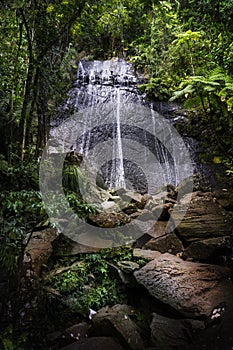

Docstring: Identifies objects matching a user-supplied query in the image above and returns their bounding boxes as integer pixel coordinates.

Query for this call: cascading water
[114,88,126,188]
[51,58,193,195]
[150,105,177,185]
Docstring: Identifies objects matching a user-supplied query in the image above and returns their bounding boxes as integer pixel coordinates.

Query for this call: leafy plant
[172,30,203,75]
[0,155,39,191]
[0,326,27,350]
[44,247,148,316]
[0,190,46,272]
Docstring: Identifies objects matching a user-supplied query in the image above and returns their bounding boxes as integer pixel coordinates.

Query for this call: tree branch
[19,8,33,62]
[38,4,85,62]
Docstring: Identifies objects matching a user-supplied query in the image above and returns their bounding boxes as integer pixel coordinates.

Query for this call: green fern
[169,84,194,101]
[208,67,226,82]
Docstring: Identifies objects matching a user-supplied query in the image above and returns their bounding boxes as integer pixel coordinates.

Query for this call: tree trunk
[19,60,35,159]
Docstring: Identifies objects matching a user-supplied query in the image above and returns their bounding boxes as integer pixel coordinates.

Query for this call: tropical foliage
[1,2,233,346]
[1,0,233,161]
[44,247,147,322]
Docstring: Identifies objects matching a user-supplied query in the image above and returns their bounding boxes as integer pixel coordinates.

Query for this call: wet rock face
[52,58,194,196]
[52,58,150,194]
[70,59,142,108]
[134,252,233,317]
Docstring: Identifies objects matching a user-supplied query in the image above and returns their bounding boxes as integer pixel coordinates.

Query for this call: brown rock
[150,191,168,204]
[182,236,231,261]
[88,212,130,228]
[24,227,58,276]
[133,221,168,249]
[116,189,146,211]
[147,221,167,238]
[133,249,162,261]
[134,253,233,317]
[118,189,143,202]
[170,192,233,243]
[92,304,145,349]
[101,200,120,212]
[150,312,204,350]
[143,232,183,254]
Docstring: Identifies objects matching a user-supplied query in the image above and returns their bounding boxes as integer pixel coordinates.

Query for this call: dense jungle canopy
[1,0,233,163]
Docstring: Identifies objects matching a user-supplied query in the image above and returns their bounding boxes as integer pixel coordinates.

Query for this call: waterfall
[77,60,85,80]
[50,58,193,194]
[115,89,126,189]
[150,104,184,185]
[65,58,145,191]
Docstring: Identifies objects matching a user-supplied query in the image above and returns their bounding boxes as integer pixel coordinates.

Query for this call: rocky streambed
[4,181,233,350]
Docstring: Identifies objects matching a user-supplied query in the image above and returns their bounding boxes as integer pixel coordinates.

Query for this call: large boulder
[143,232,183,255]
[150,312,204,350]
[23,227,58,276]
[133,221,168,248]
[170,191,233,243]
[101,200,120,212]
[150,203,173,221]
[47,322,90,348]
[63,322,90,341]
[187,299,233,350]
[182,236,231,262]
[134,252,233,317]
[92,304,145,349]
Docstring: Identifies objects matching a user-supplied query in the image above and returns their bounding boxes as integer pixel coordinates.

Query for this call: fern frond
[190,76,220,86]
[169,84,194,101]
[225,83,233,91]
[209,73,226,82]
[204,85,219,92]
